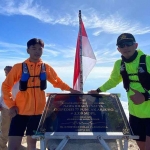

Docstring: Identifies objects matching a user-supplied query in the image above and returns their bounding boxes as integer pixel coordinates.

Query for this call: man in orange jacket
[2,38,80,150]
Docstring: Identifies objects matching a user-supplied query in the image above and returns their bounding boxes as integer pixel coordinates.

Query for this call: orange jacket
[2,58,70,115]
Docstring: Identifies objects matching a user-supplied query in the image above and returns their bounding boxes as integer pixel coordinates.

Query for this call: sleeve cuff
[142,92,150,101]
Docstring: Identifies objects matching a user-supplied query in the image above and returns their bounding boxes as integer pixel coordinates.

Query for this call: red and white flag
[73,19,96,91]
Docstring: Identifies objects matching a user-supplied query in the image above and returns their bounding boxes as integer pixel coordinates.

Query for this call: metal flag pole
[79,10,83,92]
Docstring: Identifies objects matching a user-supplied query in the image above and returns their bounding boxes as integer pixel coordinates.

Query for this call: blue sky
[1,0,150,117]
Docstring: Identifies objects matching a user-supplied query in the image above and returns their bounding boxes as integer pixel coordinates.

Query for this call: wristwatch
[96,88,101,93]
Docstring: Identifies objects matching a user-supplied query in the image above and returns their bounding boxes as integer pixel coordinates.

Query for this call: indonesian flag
[73,20,96,91]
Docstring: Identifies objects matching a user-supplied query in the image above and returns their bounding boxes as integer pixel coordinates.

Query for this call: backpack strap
[120,61,130,92]
[139,55,147,72]
[41,63,46,72]
[40,63,47,90]
[138,54,149,90]
[22,62,29,74]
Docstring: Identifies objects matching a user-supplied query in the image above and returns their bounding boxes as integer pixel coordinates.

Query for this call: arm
[99,60,122,91]
[2,64,20,108]
[89,60,122,94]
[46,64,80,93]
[0,94,3,111]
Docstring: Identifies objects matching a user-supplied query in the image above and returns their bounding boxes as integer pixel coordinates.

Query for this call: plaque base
[46,139,117,150]
[32,132,138,150]
[32,94,139,150]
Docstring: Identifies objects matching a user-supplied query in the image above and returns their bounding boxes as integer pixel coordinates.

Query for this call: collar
[121,51,138,63]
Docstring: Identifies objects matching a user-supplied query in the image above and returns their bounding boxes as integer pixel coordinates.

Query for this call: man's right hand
[70,88,82,94]
[9,106,18,118]
[130,88,145,105]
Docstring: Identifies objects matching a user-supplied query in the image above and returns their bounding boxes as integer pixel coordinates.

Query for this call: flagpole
[79,10,83,92]
[73,11,96,91]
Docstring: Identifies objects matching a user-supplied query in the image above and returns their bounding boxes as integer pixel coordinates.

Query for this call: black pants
[129,114,150,141]
[9,114,41,136]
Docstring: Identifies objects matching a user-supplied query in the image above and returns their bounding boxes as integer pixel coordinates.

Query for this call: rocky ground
[119,139,139,150]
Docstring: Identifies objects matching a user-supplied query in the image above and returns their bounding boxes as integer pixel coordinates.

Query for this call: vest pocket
[19,80,28,91]
[40,72,47,90]
[40,80,47,90]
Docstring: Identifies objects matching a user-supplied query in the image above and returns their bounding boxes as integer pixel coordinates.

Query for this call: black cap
[116,33,136,45]
[27,38,44,48]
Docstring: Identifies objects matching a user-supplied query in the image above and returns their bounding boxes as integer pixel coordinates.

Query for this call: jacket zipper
[33,64,37,115]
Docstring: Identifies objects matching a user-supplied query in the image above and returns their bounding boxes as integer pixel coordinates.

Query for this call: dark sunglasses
[117,42,135,48]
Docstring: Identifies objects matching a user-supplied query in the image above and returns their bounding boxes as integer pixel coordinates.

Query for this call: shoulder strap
[138,54,150,91]
[41,63,46,72]
[120,61,130,92]
[40,63,47,90]
[139,55,147,72]
[22,62,29,73]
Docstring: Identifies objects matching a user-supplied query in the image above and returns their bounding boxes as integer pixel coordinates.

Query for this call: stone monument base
[46,139,118,150]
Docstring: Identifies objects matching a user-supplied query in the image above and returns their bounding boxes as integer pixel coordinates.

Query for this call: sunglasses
[117,42,135,48]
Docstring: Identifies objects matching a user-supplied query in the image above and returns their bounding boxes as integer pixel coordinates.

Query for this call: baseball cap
[116,33,136,45]
[27,38,44,48]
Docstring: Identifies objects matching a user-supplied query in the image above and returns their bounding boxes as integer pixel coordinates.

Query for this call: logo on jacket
[120,64,125,71]
[138,67,145,73]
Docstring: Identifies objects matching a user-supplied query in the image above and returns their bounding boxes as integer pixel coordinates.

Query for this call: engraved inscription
[37,94,131,135]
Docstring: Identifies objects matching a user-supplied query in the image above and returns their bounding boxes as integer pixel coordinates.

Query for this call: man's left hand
[130,88,145,105]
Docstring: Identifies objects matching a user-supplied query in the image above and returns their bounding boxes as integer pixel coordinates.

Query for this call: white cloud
[0,41,26,55]
[84,12,150,35]
[0,40,119,68]
[94,49,120,65]
[44,48,60,57]
[0,0,77,25]
[93,30,103,36]
[43,46,76,59]
[0,41,25,49]
[87,66,113,79]
[0,0,150,35]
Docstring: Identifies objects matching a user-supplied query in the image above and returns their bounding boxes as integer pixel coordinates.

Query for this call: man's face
[27,44,43,62]
[117,41,138,59]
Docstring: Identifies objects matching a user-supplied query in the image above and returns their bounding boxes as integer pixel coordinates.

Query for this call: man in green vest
[89,33,150,150]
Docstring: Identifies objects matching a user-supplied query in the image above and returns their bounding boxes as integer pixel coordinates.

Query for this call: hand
[70,88,82,94]
[46,93,50,97]
[130,88,145,105]
[88,90,99,94]
[9,106,19,118]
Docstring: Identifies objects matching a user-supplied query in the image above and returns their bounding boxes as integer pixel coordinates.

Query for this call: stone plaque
[36,94,132,135]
